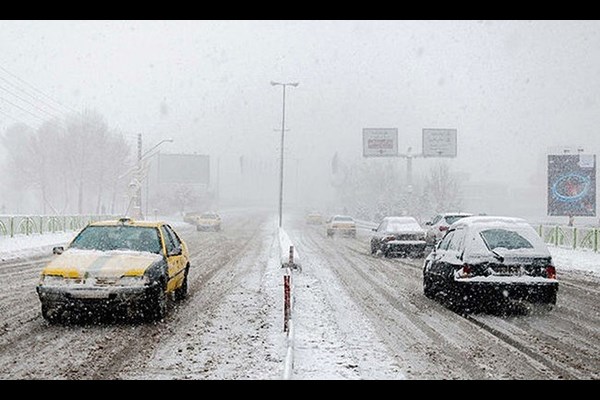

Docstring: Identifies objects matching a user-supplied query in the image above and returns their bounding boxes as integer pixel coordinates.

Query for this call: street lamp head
[165,138,174,143]
[271,81,299,87]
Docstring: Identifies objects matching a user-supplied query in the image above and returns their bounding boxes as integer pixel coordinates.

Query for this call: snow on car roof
[383,216,419,224]
[440,212,474,216]
[455,216,550,258]
[451,216,530,228]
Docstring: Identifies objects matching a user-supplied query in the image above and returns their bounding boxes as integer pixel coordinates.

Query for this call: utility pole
[271,81,299,227]
[135,133,143,219]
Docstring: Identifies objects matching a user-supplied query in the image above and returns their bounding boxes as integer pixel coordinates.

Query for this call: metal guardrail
[538,224,599,252]
[0,215,119,238]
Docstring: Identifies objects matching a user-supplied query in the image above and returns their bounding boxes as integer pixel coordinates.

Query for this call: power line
[0,107,36,130]
[0,64,79,115]
[0,75,66,116]
[0,85,62,120]
[0,96,45,122]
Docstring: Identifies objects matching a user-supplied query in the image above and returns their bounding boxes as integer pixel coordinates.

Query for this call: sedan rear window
[444,215,470,225]
[334,216,354,222]
[479,228,534,251]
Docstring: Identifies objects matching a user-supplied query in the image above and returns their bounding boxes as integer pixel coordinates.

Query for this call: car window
[164,225,182,248]
[431,215,442,225]
[479,229,534,250]
[386,220,421,231]
[70,225,161,254]
[448,228,465,251]
[378,221,387,232]
[160,225,176,254]
[438,230,455,251]
[444,215,469,225]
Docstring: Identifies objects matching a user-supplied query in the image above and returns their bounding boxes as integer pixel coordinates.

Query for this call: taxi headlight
[117,275,149,287]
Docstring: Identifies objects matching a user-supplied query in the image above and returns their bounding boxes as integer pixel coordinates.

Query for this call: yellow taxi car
[36,217,190,323]
[194,211,221,232]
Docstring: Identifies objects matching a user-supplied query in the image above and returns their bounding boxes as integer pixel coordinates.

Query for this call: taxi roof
[88,218,164,228]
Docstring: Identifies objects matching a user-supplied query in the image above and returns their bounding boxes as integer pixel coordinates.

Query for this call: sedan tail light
[439,226,449,232]
[546,265,557,279]
[456,264,473,279]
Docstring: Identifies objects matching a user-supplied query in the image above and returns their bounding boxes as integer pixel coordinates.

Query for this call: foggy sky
[1,20,600,207]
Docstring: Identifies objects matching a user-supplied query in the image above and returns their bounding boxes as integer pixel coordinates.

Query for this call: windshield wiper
[491,249,504,263]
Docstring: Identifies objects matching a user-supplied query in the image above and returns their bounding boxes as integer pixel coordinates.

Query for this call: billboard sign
[422,128,457,157]
[362,128,398,157]
[157,153,210,185]
[547,154,596,216]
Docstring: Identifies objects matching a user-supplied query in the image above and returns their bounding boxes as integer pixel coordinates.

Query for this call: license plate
[493,266,522,276]
[71,289,110,299]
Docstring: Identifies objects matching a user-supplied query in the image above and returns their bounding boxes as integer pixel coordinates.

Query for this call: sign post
[422,128,457,158]
[362,128,398,157]
[361,127,458,215]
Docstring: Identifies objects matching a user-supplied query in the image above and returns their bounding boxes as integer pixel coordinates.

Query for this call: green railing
[0,215,119,238]
[539,224,600,252]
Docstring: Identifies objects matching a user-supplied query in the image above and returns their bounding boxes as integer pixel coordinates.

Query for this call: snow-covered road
[0,209,598,379]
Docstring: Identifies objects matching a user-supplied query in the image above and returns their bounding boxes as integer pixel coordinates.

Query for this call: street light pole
[271,81,299,227]
[135,133,143,220]
[134,136,174,220]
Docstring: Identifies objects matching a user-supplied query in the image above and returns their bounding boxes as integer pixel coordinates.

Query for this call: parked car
[370,216,427,258]
[422,216,558,313]
[424,212,473,246]
[195,211,221,231]
[326,215,356,238]
[36,217,190,323]
[306,211,323,225]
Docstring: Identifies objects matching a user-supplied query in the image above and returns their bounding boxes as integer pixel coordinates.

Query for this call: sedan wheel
[423,276,435,299]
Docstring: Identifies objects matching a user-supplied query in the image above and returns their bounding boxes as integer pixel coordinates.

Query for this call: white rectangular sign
[422,128,457,157]
[363,128,398,157]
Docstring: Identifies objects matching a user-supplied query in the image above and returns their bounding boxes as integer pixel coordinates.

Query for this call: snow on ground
[0,231,76,262]
[550,246,600,277]
[1,220,599,379]
[291,261,404,379]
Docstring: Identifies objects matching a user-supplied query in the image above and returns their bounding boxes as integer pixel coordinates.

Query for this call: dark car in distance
[370,216,427,258]
[422,216,558,313]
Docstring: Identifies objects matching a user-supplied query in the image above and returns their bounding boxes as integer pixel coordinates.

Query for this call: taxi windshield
[70,225,162,254]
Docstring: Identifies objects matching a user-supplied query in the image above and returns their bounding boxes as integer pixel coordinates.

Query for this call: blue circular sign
[551,173,590,202]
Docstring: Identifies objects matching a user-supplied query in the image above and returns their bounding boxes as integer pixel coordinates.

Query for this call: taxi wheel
[174,266,189,301]
[146,279,167,321]
[41,304,60,324]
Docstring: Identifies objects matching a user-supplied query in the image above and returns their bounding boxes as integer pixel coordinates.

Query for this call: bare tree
[1,111,131,215]
[422,161,463,215]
